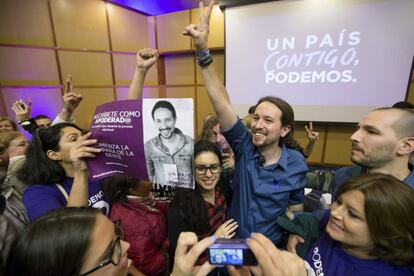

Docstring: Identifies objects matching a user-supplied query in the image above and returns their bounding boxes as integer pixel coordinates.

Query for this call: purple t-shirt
[23,177,110,221]
[304,232,412,276]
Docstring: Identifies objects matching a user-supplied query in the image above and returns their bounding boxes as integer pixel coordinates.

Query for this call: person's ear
[280,125,292,138]
[397,137,414,156]
[47,150,62,161]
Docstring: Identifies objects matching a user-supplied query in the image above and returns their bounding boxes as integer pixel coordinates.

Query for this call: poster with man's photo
[143,98,195,189]
[87,100,149,181]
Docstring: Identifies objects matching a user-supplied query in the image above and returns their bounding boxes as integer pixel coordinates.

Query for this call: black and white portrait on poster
[143,98,194,190]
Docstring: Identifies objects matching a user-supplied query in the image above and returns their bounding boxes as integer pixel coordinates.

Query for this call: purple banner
[86,100,148,181]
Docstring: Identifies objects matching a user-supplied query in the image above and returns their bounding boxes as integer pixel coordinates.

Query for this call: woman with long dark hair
[286,173,414,275]
[17,123,108,221]
[168,140,237,267]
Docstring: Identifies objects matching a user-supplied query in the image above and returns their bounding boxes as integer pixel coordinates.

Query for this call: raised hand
[214,218,238,239]
[171,232,216,276]
[62,74,83,116]
[69,132,101,171]
[247,233,307,276]
[182,1,215,51]
[12,99,32,122]
[136,48,159,71]
[304,122,319,143]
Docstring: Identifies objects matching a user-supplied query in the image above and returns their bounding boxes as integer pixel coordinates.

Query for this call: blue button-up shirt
[223,120,307,243]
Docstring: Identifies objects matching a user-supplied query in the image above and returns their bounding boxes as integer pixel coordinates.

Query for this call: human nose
[330,204,344,220]
[253,118,264,129]
[350,128,360,142]
[204,167,214,177]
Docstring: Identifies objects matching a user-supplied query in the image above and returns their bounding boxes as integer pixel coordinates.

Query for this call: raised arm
[183,1,237,130]
[128,48,159,100]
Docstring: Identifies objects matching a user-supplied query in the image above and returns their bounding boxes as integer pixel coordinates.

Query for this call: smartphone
[207,238,257,266]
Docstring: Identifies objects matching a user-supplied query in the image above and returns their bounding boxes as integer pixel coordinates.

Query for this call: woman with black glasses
[168,140,237,271]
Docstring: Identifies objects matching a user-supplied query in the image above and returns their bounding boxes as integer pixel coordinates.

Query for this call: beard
[351,145,396,169]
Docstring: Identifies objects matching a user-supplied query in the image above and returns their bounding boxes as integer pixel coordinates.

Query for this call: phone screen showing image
[209,248,243,265]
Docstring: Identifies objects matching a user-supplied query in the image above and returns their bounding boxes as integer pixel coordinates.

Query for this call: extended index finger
[65,74,73,94]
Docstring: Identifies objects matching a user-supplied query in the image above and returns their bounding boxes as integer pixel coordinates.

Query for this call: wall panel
[116,87,161,100]
[323,126,354,165]
[51,0,109,50]
[195,87,215,136]
[165,54,194,85]
[108,4,149,52]
[113,53,158,86]
[0,47,60,85]
[0,0,54,46]
[156,11,191,52]
[58,51,113,86]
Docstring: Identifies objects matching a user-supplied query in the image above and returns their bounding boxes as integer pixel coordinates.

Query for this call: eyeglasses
[195,164,222,175]
[79,220,124,276]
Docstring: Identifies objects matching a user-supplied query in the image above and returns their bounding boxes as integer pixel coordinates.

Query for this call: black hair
[392,101,414,109]
[17,123,83,185]
[102,175,140,202]
[151,100,177,120]
[5,207,100,276]
[170,140,223,234]
[33,114,51,121]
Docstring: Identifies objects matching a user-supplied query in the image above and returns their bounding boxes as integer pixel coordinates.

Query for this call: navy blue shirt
[333,165,414,196]
[223,120,307,243]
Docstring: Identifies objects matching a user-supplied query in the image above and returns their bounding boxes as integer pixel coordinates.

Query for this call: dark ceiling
[104,0,276,16]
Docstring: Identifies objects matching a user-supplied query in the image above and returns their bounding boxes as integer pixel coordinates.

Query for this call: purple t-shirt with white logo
[304,232,412,276]
[23,177,110,221]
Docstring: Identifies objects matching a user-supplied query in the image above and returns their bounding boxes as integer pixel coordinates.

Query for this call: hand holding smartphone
[207,238,257,266]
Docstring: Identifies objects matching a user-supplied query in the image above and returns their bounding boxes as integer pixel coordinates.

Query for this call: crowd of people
[0,1,413,275]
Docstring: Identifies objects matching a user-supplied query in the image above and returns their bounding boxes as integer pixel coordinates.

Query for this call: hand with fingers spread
[69,132,101,171]
[182,1,215,51]
[61,75,83,121]
[214,218,238,239]
[136,48,159,71]
[11,99,32,123]
[304,122,319,143]
[171,232,216,276]
[246,233,307,276]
